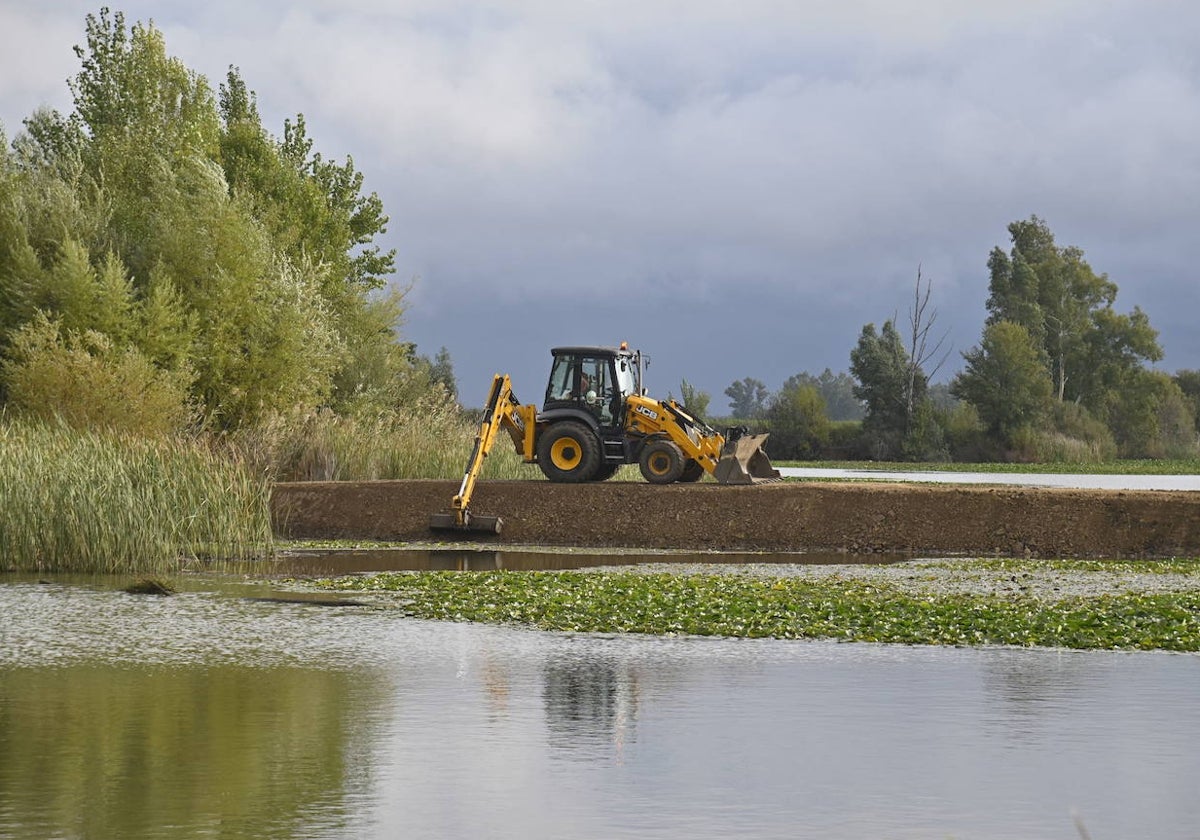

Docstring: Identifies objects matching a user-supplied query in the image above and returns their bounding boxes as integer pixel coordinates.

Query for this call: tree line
[3,13,1196,464]
[694,218,1198,462]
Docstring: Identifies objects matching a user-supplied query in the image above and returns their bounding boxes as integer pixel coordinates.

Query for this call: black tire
[679,459,705,482]
[639,439,685,484]
[537,421,601,482]
[592,463,620,481]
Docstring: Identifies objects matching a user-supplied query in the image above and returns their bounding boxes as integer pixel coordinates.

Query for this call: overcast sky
[2,1,1198,407]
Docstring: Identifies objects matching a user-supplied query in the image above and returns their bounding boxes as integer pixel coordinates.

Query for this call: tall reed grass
[0,422,273,574]
[232,398,535,482]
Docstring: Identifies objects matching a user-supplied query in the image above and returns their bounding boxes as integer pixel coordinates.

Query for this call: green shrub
[764,384,830,460]
[824,420,865,459]
[2,313,194,436]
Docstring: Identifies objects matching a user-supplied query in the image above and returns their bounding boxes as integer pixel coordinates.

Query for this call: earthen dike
[271,480,1200,559]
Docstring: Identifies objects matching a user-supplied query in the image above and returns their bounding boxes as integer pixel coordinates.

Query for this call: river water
[2,572,1199,840]
[778,467,1200,491]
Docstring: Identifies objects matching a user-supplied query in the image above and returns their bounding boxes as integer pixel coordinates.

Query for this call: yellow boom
[429,374,536,533]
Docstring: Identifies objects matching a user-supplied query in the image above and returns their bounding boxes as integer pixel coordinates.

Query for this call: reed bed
[232,400,534,482]
[0,422,273,574]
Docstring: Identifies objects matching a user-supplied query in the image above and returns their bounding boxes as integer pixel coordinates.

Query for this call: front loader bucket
[429,510,504,535]
[712,433,781,485]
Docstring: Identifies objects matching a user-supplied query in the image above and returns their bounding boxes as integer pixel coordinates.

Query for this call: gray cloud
[2,0,1198,400]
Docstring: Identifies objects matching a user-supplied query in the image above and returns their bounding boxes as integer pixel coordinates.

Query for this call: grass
[778,459,1200,475]
[231,400,536,481]
[0,421,273,574]
[311,562,1200,651]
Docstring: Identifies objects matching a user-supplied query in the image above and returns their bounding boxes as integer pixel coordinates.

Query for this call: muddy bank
[270,479,1200,558]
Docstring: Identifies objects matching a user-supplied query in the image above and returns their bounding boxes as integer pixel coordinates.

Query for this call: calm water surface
[2,574,1198,840]
[779,467,1200,491]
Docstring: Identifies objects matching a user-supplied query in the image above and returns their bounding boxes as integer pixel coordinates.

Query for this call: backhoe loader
[430,343,780,533]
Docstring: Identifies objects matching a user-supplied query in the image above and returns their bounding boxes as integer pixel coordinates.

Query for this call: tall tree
[952,321,1053,442]
[724,377,768,419]
[984,216,1160,406]
[781,369,863,421]
[849,319,924,455]
[678,379,711,422]
[0,10,417,429]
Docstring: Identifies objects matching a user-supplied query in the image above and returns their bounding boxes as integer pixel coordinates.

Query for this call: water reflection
[543,656,640,757]
[3,579,1199,839]
[0,663,386,840]
[274,547,909,576]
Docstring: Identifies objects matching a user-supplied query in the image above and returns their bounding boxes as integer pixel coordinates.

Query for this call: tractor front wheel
[591,463,620,481]
[639,439,685,484]
[537,422,601,482]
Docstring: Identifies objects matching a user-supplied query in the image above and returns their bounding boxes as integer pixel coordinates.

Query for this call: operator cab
[543,344,642,429]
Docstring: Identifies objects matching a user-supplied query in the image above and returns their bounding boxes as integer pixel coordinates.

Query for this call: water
[2,576,1199,839]
[779,467,1200,491]
[272,547,909,575]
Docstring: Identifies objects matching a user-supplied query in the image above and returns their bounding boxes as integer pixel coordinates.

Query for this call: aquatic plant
[313,568,1200,651]
[123,578,177,596]
[0,421,272,573]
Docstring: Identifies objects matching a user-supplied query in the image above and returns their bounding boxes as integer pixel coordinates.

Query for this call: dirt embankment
[270,479,1200,558]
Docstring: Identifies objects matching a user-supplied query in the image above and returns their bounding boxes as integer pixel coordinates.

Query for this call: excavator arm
[430,374,537,533]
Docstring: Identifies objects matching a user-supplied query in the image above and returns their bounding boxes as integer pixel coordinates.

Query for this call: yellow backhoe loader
[430,343,780,533]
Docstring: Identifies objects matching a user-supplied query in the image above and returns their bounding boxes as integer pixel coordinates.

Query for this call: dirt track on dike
[271,479,1200,558]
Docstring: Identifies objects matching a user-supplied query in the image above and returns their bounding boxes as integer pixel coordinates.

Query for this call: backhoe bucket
[429,510,504,535]
[712,433,781,485]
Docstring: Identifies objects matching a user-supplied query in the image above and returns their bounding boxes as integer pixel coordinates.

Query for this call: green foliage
[849,319,931,459]
[328,287,435,413]
[678,378,710,422]
[952,321,1053,443]
[0,11,413,433]
[938,401,991,462]
[985,215,1161,407]
[1102,370,1198,459]
[961,216,1168,460]
[825,420,865,459]
[1174,369,1200,434]
[424,346,458,401]
[724,377,768,419]
[782,369,864,421]
[230,396,531,481]
[2,314,194,436]
[764,383,830,460]
[900,398,948,461]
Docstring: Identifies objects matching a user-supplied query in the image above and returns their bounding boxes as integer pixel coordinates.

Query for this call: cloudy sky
[2,1,1198,407]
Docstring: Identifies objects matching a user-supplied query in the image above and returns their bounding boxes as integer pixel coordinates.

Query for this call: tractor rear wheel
[537,422,601,482]
[640,439,685,484]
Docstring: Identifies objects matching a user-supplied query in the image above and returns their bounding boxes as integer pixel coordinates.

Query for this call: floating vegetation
[312,565,1200,651]
[0,421,273,574]
[123,578,176,596]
